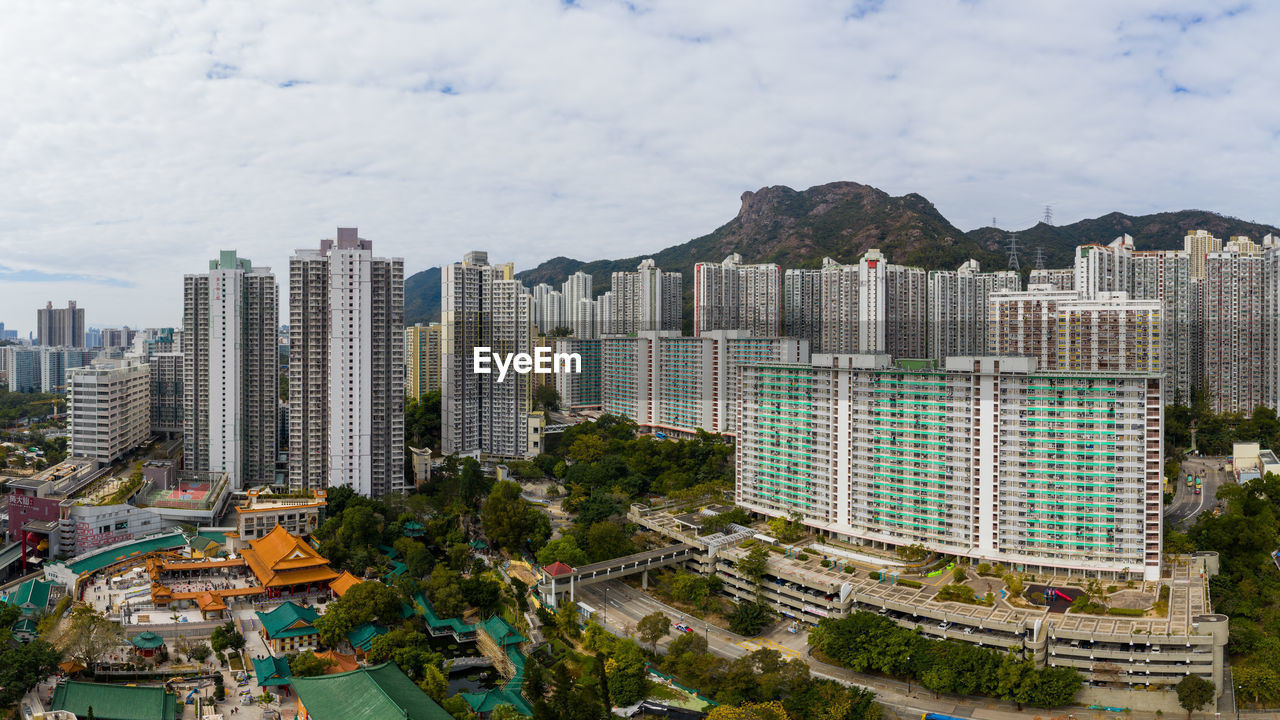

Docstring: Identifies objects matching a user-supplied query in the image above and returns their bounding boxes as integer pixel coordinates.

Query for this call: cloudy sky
[2,0,1277,331]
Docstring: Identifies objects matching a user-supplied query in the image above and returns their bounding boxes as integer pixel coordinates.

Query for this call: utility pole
[1007,234,1021,272]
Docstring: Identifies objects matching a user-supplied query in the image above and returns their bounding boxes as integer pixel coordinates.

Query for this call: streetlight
[905,655,912,695]
[1236,683,1242,720]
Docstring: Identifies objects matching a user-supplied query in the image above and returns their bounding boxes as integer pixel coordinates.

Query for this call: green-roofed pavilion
[12,616,39,642]
[346,621,387,653]
[291,662,452,720]
[51,681,178,720]
[402,521,425,537]
[130,630,165,657]
[253,654,294,687]
[256,601,320,653]
[11,578,52,614]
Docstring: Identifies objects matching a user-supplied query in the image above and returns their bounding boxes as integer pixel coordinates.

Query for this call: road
[1165,455,1231,526]
[579,580,1071,720]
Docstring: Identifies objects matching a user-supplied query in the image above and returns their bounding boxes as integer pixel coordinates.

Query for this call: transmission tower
[1033,246,1046,270]
[1007,233,1021,272]
[1043,204,1054,225]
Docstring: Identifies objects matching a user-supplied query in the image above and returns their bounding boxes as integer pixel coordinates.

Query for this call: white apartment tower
[1056,293,1162,373]
[1184,230,1223,280]
[562,271,596,338]
[692,254,782,337]
[927,259,1019,361]
[785,251,926,358]
[988,285,1079,369]
[608,259,682,334]
[441,251,535,458]
[288,229,405,497]
[183,251,278,491]
[1202,244,1266,414]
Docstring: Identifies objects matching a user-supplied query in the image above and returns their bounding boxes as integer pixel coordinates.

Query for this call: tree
[65,605,125,672]
[418,664,448,702]
[536,536,588,567]
[583,520,635,563]
[557,600,581,638]
[490,706,525,720]
[607,640,648,706]
[315,581,404,647]
[482,481,551,552]
[188,643,212,663]
[290,652,336,677]
[534,384,561,412]
[737,545,771,597]
[729,601,773,636]
[637,612,671,652]
[0,626,60,706]
[707,701,790,720]
[1004,574,1024,597]
[1176,675,1215,719]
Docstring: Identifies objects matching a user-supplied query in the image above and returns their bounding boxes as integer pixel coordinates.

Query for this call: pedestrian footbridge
[536,543,697,607]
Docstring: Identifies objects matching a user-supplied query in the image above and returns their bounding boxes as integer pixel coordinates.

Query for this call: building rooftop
[253,655,294,687]
[51,681,178,720]
[290,662,452,720]
[257,601,319,639]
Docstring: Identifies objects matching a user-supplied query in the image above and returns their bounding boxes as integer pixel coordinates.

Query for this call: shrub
[820,559,830,568]
[896,579,923,589]
[1107,608,1145,617]
[869,571,881,581]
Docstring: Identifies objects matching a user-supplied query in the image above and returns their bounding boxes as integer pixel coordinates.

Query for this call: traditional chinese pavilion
[239,525,339,599]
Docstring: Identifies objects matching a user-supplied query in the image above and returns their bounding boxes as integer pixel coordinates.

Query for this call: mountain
[965,211,1280,270]
[402,182,1280,325]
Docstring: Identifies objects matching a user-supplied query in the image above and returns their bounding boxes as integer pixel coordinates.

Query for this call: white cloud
[1,0,1278,329]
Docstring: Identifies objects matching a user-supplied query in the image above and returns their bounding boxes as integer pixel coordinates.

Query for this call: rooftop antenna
[1043,204,1054,225]
[1007,233,1021,272]
[1033,246,1046,270]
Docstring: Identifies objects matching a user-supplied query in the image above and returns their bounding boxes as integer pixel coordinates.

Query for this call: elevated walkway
[537,543,697,605]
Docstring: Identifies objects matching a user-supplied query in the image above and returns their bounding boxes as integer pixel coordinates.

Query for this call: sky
[2,0,1278,331]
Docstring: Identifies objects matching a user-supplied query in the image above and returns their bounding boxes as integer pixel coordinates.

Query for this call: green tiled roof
[346,622,387,652]
[478,616,526,647]
[256,601,319,639]
[51,681,178,720]
[12,617,39,636]
[130,631,165,649]
[253,655,294,686]
[12,579,51,612]
[63,531,189,575]
[290,662,452,720]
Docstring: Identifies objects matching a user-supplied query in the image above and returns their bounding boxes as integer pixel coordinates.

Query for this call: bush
[896,579,922,588]
[869,571,881,581]
[796,552,810,561]
[1107,608,1145,617]
[819,559,830,568]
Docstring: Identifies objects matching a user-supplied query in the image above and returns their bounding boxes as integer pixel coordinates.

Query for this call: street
[1165,455,1231,526]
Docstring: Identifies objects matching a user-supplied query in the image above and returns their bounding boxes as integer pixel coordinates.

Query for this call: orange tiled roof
[330,571,363,598]
[195,592,227,612]
[314,650,360,674]
[241,526,338,587]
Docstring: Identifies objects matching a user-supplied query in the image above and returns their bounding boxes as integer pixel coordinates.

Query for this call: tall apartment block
[3,346,97,393]
[67,357,151,463]
[1202,243,1266,414]
[554,338,601,409]
[784,250,926,357]
[693,254,782,337]
[607,259,682,334]
[1056,293,1162,373]
[405,323,443,398]
[183,251,279,491]
[927,259,1019,361]
[37,301,85,347]
[600,330,808,436]
[736,354,1164,580]
[563,271,596,338]
[289,229,405,496]
[149,352,184,435]
[100,327,137,349]
[988,285,1078,369]
[441,251,535,459]
[531,284,565,335]
[1184,230,1222,280]
[1027,267,1074,291]
[1131,249,1195,403]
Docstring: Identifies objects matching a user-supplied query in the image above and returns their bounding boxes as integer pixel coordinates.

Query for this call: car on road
[962,627,974,635]
[675,623,692,633]
[939,621,951,630]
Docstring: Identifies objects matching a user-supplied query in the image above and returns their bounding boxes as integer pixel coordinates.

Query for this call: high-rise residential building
[67,357,151,463]
[36,301,85,347]
[783,267,822,350]
[149,352,184,435]
[441,251,534,459]
[405,323,443,399]
[1075,236,1134,299]
[989,285,1079,369]
[184,250,279,491]
[927,260,1019,361]
[289,229,405,496]
[786,250,926,357]
[1056,293,1162,373]
[554,338,601,409]
[1027,267,1074,291]
[530,284,566,335]
[1265,244,1280,412]
[100,327,137,349]
[0,322,18,340]
[607,259,682,334]
[3,346,97,393]
[736,354,1164,580]
[693,254,782,337]
[1184,230,1223,280]
[562,271,595,338]
[1132,249,1195,404]
[600,330,808,436]
[1202,245,1265,414]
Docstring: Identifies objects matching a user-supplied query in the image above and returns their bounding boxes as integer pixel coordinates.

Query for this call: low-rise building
[257,600,321,653]
[231,488,327,543]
